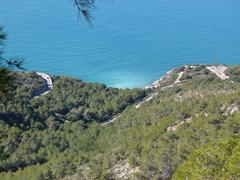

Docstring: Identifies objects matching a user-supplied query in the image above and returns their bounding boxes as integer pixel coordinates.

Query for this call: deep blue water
[1,0,240,88]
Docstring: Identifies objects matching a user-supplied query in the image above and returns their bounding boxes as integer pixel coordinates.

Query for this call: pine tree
[0,26,23,95]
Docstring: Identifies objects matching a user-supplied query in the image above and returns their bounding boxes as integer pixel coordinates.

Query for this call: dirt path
[206,65,229,80]
[101,114,122,126]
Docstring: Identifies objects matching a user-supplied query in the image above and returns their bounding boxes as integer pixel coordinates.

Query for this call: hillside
[1,64,240,179]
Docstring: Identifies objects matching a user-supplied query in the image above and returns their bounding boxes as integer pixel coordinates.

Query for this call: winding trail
[34,72,53,98]
[101,65,230,126]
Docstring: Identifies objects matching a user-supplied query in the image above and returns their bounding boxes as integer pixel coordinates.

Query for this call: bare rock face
[224,103,239,116]
[110,160,140,180]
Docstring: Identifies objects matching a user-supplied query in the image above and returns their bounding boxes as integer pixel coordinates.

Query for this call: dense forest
[1,65,240,179]
[0,72,146,129]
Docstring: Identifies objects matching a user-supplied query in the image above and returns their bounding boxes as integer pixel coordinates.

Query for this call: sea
[0,0,240,88]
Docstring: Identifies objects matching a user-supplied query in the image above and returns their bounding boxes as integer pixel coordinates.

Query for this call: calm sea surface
[1,0,240,88]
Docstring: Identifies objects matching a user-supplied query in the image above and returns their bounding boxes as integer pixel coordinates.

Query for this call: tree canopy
[0,27,24,95]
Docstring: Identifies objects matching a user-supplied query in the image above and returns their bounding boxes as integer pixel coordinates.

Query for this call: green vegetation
[226,65,240,82]
[1,65,240,179]
[173,137,240,179]
[0,72,146,129]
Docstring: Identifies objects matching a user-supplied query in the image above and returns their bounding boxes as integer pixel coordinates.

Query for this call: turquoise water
[1,0,240,88]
